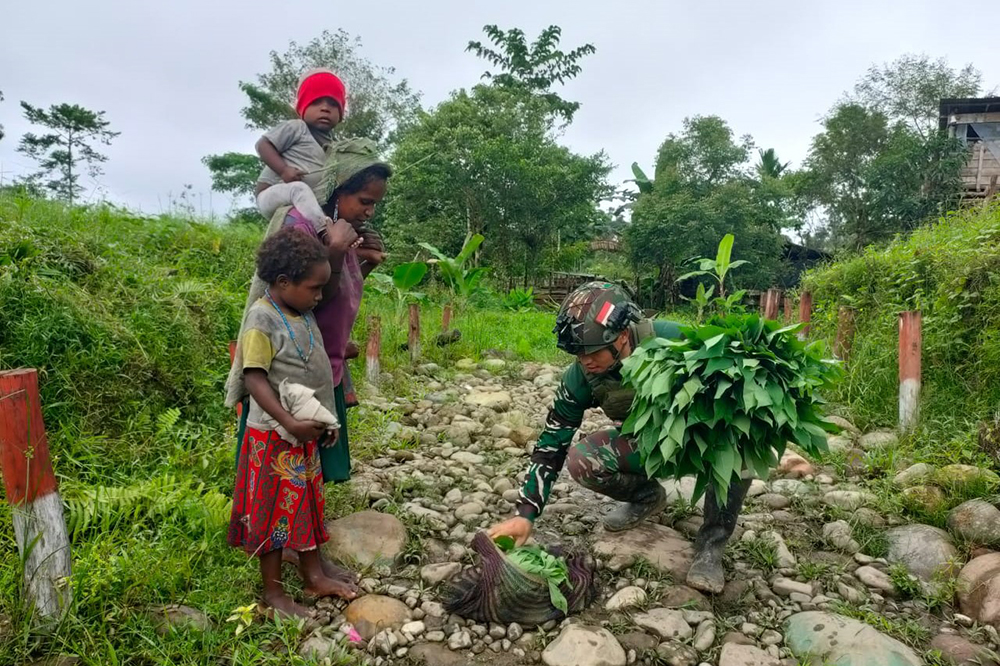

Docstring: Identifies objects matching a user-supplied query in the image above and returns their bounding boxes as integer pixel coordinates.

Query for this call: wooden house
[939,97,1000,199]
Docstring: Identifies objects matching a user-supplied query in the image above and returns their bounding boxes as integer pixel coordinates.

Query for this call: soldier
[487,281,752,593]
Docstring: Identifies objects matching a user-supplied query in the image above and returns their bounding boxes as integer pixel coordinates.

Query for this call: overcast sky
[1,0,997,218]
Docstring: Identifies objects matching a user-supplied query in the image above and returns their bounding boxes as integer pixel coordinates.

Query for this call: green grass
[801,202,1000,467]
[829,603,931,647]
[0,194,569,665]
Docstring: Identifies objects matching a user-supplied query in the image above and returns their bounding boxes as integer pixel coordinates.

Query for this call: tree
[384,85,611,287]
[17,102,120,204]
[801,103,966,249]
[847,54,984,138]
[755,148,789,180]
[624,116,787,306]
[467,25,595,122]
[203,30,421,201]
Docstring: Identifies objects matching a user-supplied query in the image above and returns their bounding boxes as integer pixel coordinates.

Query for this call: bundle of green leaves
[621,314,840,504]
[494,536,571,613]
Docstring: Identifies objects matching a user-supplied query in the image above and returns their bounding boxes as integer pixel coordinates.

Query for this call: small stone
[694,620,716,651]
[454,502,485,520]
[465,390,513,412]
[402,620,426,636]
[760,630,783,646]
[837,582,865,604]
[426,631,446,642]
[633,608,693,640]
[149,604,211,635]
[618,631,660,653]
[893,463,936,488]
[758,494,791,510]
[859,430,898,450]
[762,531,796,568]
[421,601,446,618]
[660,585,711,610]
[825,435,854,453]
[778,452,815,479]
[823,520,861,553]
[772,578,812,597]
[541,624,627,666]
[655,642,699,666]
[298,634,340,660]
[771,479,810,496]
[421,562,462,586]
[448,629,473,650]
[949,500,1000,545]
[718,643,780,666]
[605,586,648,611]
[822,490,874,511]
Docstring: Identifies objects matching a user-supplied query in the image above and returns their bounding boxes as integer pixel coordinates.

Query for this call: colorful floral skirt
[228,426,329,555]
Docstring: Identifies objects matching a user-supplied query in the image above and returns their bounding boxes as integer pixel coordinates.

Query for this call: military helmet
[553,282,642,355]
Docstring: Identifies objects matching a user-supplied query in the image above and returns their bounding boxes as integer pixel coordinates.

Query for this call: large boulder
[784,611,922,666]
[344,595,410,640]
[323,511,407,567]
[541,624,627,666]
[592,523,694,579]
[949,500,1000,545]
[886,524,959,582]
[858,430,898,450]
[958,553,1000,629]
[929,633,999,666]
[935,465,1000,491]
[893,463,936,488]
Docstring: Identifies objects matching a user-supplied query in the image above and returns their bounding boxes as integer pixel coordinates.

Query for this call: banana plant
[682,282,715,323]
[677,233,747,305]
[419,234,488,301]
[369,261,428,318]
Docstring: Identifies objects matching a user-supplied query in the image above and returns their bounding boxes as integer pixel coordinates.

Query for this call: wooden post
[782,295,794,323]
[758,291,766,313]
[834,306,856,362]
[0,369,72,621]
[764,288,781,320]
[899,311,921,433]
[442,303,452,332]
[798,291,812,340]
[408,305,421,363]
[366,315,381,385]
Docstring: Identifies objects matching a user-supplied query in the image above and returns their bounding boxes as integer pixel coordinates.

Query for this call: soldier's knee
[567,437,614,489]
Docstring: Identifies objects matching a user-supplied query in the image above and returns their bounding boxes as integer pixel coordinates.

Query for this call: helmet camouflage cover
[554,282,641,355]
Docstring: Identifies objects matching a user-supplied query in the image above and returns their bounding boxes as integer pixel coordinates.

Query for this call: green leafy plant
[678,233,747,307]
[682,282,715,323]
[370,261,428,317]
[622,235,840,504]
[495,536,571,613]
[419,233,488,300]
[502,286,536,312]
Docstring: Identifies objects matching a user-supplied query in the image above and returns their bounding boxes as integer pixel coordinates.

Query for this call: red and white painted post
[442,304,452,332]
[408,305,421,363]
[834,306,856,362]
[899,311,921,432]
[366,315,381,385]
[798,291,812,340]
[764,288,781,320]
[0,369,72,621]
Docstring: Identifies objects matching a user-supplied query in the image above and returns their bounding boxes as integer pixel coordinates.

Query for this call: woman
[226,137,391,596]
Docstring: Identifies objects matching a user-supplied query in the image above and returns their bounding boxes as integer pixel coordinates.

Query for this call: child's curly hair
[256,227,328,284]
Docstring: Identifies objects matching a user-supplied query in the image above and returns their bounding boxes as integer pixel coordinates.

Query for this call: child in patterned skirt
[228,226,358,619]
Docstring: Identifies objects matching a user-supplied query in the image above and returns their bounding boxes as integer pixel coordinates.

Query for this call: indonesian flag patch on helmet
[596,301,616,326]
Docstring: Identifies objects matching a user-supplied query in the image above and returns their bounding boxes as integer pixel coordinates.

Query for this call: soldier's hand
[487,516,533,547]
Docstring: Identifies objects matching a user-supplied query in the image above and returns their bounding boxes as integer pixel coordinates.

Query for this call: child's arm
[256,137,303,183]
[244,369,325,443]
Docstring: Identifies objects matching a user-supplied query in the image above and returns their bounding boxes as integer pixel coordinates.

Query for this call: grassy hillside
[801,201,1000,466]
[0,193,565,664]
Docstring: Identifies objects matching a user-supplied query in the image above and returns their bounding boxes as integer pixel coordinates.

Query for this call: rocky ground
[164,360,1000,666]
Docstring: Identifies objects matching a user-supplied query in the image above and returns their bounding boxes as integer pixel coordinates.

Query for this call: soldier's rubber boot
[686,477,752,594]
[602,479,668,532]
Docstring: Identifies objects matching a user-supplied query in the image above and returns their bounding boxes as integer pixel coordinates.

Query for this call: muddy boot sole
[685,549,725,594]
[602,485,668,532]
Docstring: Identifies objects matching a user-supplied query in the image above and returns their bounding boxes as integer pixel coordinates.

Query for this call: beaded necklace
[264,288,315,364]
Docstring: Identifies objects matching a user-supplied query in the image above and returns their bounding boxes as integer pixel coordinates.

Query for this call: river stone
[778,451,815,479]
[886,524,959,582]
[823,520,861,553]
[901,485,947,513]
[541,624,627,666]
[784,611,921,666]
[451,451,485,465]
[592,523,694,579]
[827,415,860,436]
[299,634,341,660]
[464,390,513,412]
[893,463,936,488]
[421,562,462,586]
[508,426,536,446]
[855,566,895,594]
[323,511,407,568]
[408,642,470,666]
[718,643,780,666]
[936,465,1000,491]
[633,608,693,640]
[958,552,1000,629]
[822,490,874,511]
[655,642,699,666]
[771,479,810,496]
[605,586,647,611]
[826,435,854,453]
[150,604,211,634]
[949,500,1000,545]
[929,633,999,666]
[344,595,410,640]
[660,585,711,610]
[757,493,791,510]
[859,430,898,450]
[617,631,659,653]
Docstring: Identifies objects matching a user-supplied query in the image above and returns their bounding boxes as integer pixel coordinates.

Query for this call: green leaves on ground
[622,313,841,504]
[495,537,572,613]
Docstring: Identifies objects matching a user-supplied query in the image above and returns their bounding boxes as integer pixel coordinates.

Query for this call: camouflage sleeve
[515,363,593,521]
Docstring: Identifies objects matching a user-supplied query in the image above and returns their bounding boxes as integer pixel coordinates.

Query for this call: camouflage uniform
[514,281,750,594]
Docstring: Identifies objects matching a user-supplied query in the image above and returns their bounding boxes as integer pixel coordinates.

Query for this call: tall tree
[847,54,983,138]
[385,85,611,287]
[467,25,595,122]
[204,30,421,201]
[17,102,119,204]
[624,116,786,305]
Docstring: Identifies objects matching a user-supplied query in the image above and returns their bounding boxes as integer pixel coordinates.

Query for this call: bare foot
[303,574,359,601]
[284,549,358,584]
[261,589,313,620]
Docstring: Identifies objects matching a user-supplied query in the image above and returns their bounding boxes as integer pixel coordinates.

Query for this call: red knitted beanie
[296,70,346,118]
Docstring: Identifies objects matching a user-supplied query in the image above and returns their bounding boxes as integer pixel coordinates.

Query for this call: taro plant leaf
[392,261,428,291]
